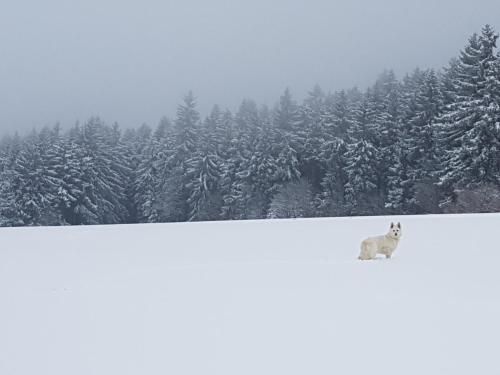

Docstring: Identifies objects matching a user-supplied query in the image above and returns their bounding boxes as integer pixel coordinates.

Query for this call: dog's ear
[390,222,394,228]
[397,222,401,229]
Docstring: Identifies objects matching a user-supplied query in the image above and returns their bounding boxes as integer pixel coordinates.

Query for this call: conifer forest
[1,25,499,226]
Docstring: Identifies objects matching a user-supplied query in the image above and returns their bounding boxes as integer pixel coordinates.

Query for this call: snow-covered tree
[173,91,199,166]
[165,92,202,221]
[295,85,327,188]
[273,88,300,132]
[438,26,500,203]
[318,139,348,216]
[268,179,314,219]
[343,140,382,215]
[59,119,129,225]
[185,106,225,221]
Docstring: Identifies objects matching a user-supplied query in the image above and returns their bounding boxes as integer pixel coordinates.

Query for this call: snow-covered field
[1,213,499,375]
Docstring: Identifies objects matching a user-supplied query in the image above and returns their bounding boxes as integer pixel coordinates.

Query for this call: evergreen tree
[273,88,300,132]
[174,91,199,166]
[343,140,382,215]
[325,90,354,140]
[318,139,348,216]
[295,85,327,190]
[268,179,314,219]
[185,106,225,221]
[0,133,23,225]
[185,151,222,221]
[400,69,444,213]
[438,26,500,203]
[61,119,129,224]
[9,130,63,225]
[165,92,201,221]
[133,137,164,222]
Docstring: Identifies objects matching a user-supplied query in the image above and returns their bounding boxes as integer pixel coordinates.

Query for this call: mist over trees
[1,25,499,226]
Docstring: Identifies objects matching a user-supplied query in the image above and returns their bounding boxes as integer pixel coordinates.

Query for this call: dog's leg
[358,242,367,260]
[368,244,377,260]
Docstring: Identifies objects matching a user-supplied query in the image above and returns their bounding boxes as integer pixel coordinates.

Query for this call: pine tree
[154,116,172,140]
[186,152,222,221]
[220,134,246,220]
[318,139,348,216]
[268,178,314,219]
[343,140,382,215]
[164,92,201,221]
[399,69,444,213]
[0,133,23,226]
[185,106,225,221]
[273,88,300,132]
[357,71,406,213]
[221,100,265,219]
[173,92,199,166]
[406,69,443,179]
[438,26,500,203]
[133,137,163,222]
[325,90,354,140]
[271,89,302,187]
[60,119,129,224]
[273,132,301,184]
[317,89,358,216]
[8,129,63,225]
[235,121,278,219]
[295,85,327,190]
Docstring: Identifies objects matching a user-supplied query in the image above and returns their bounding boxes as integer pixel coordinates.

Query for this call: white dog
[358,222,402,260]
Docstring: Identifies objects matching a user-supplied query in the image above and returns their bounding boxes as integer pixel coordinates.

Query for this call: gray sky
[1,0,499,134]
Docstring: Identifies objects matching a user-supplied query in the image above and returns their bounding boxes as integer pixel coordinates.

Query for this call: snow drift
[1,213,499,375]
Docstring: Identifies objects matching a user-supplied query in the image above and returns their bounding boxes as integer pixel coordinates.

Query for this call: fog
[1,0,499,134]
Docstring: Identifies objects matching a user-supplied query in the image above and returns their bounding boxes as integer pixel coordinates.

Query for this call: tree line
[1,25,499,226]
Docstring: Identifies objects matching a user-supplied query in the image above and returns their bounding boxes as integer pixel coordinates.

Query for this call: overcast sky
[1,0,499,134]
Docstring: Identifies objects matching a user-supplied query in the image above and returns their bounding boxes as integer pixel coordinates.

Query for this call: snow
[1,213,499,375]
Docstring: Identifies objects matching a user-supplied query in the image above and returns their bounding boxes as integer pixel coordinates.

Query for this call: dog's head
[388,222,402,239]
